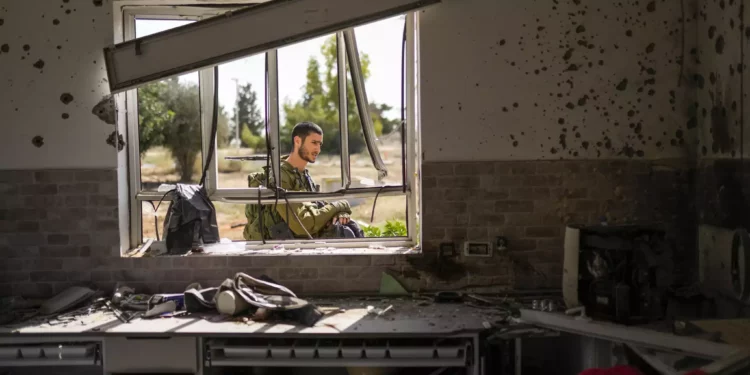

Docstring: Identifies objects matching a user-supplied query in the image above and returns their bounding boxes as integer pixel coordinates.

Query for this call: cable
[150,188,175,242]
[147,201,160,241]
[370,185,386,223]
[257,187,265,244]
[401,21,407,193]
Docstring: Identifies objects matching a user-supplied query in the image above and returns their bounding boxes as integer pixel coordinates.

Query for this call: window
[121,5,420,251]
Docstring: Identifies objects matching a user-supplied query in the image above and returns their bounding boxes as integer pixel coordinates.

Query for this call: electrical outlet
[439,242,457,257]
[495,236,508,252]
[464,242,493,257]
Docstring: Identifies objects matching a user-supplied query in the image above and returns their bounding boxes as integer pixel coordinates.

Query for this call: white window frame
[116,3,421,251]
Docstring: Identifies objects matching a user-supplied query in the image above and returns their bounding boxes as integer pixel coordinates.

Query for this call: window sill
[125,239,420,257]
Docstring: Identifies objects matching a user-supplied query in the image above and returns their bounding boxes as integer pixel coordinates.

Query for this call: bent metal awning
[103,0,440,93]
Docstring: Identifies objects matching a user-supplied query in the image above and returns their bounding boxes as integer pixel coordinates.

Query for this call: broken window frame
[118,4,421,250]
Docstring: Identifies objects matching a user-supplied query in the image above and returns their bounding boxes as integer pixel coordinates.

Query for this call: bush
[218,159,243,173]
[362,225,382,238]
[383,219,407,237]
[362,219,407,238]
[241,126,265,151]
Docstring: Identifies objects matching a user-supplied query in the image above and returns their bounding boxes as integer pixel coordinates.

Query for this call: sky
[135,15,406,128]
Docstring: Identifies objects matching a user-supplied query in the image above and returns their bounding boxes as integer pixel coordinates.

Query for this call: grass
[140,139,408,241]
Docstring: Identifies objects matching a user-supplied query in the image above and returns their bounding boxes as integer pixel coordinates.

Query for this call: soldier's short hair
[291,122,323,147]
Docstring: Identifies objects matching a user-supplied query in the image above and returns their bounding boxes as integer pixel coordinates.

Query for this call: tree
[137,82,173,155]
[234,83,265,150]
[138,77,230,182]
[371,103,401,135]
[280,36,394,155]
[162,78,202,182]
[216,105,230,148]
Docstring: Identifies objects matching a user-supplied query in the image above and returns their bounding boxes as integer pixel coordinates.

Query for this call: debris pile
[0,272,325,329]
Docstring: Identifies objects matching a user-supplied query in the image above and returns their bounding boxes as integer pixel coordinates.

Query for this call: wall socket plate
[464,242,493,257]
[495,236,508,252]
[439,242,457,257]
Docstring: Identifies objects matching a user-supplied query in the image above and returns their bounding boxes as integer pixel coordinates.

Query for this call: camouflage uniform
[243,157,352,241]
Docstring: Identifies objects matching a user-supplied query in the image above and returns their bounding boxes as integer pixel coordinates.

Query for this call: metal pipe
[343,29,388,180]
[337,32,351,189]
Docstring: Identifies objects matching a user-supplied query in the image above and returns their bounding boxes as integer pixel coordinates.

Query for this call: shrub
[362,225,382,238]
[241,126,264,151]
[218,159,243,173]
[383,219,407,237]
[362,219,407,238]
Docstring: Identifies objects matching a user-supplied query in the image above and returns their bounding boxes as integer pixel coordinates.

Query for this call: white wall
[419,0,699,162]
[0,0,115,170]
[0,0,700,168]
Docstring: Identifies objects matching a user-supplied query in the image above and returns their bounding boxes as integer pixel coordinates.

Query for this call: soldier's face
[297,133,323,163]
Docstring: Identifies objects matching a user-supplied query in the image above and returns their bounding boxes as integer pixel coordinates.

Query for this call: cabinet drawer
[104,337,197,374]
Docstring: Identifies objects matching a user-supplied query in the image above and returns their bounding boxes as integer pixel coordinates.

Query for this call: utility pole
[232,78,240,148]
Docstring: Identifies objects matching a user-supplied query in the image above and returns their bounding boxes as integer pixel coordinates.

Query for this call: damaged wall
[420,0,699,161]
[0,0,708,296]
[418,0,701,288]
[693,0,744,161]
[0,0,117,170]
[693,0,747,231]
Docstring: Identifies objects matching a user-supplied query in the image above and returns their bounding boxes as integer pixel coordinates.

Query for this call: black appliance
[563,225,672,325]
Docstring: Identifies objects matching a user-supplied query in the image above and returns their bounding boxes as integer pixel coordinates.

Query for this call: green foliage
[383,219,407,237]
[235,83,265,150]
[240,126,264,150]
[372,103,401,135]
[281,36,394,155]
[362,219,407,238]
[216,107,230,148]
[137,82,173,155]
[137,77,231,182]
[162,79,201,182]
[362,224,382,238]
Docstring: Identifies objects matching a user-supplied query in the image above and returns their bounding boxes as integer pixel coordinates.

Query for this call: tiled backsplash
[0,160,695,297]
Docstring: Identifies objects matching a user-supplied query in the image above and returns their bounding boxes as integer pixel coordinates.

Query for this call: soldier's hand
[335,213,350,225]
[330,200,352,214]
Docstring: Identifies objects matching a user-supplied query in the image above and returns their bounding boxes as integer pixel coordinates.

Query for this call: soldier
[243,122,365,240]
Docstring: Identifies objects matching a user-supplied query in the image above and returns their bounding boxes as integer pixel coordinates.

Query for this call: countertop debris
[0,278,564,338]
[0,292,533,336]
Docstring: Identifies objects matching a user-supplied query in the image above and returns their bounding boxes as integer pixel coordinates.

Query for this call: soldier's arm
[274,169,351,236]
[277,201,351,236]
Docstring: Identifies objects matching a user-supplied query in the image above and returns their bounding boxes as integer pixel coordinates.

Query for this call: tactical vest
[242,161,319,241]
